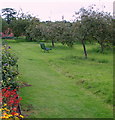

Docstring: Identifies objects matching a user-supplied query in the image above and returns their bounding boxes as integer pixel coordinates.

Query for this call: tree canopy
[2,8,17,24]
[1,6,113,57]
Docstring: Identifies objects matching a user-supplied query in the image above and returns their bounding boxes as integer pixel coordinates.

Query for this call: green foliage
[2,19,9,33]
[2,8,17,24]
[10,18,30,37]
[1,6,113,56]
[10,10,34,37]
[44,21,75,47]
[1,8,34,38]
[25,17,41,41]
[73,5,113,54]
[59,22,74,47]
[2,44,19,89]
[43,22,57,47]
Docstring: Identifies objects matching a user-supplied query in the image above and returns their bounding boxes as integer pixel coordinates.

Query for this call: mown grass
[7,40,113,118]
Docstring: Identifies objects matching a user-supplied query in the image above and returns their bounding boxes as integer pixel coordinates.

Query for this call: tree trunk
[81,39,87,59]
[100,43,104,53]
[52,40,55,47]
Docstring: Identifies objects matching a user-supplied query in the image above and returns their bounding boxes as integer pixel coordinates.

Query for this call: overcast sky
[0,0,114,21]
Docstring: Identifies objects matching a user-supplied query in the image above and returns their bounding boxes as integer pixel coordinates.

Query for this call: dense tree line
[1,6,114,58]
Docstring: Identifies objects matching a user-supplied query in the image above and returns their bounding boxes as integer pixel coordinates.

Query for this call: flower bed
[1,44,24,119]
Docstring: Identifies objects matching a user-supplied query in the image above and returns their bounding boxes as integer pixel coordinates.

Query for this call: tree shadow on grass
[52,45,74,50]
[21,103,38,118]
[60,55,109,64]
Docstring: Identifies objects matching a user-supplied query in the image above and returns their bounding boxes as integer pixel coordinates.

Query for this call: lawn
[7,40,113,118]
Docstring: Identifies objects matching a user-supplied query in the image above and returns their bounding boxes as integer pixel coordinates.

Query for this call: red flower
[12,107,17,111]
[0,97,2,103]
[2,88,7,92]
[11,112,17,115]
[7,87,11,89]
[2,87,22,113]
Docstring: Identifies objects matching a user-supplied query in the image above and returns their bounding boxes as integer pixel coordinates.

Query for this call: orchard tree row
[1,6,114,58]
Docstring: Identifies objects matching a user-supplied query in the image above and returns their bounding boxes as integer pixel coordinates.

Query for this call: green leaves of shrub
[2,45,19,89]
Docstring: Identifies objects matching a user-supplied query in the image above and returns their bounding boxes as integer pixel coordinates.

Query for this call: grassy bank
[7,40,113,118]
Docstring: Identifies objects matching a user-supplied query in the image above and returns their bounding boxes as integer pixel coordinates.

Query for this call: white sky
[0,0,114,21]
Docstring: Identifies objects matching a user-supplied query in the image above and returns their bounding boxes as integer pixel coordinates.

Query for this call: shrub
[1,43,24,119]
[2,44,19,89]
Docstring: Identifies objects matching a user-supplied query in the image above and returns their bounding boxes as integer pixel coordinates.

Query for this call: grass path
[9,41,113,118]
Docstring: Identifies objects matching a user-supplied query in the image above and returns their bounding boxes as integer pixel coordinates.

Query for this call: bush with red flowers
[1,43,24,119]
[2,87,22,107]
